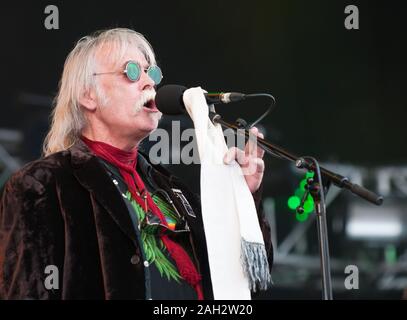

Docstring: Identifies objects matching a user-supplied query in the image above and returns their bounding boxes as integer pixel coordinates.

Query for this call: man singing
[0,28,272,299]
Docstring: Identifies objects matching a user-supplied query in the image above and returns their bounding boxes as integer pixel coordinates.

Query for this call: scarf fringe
[240,238,272,292]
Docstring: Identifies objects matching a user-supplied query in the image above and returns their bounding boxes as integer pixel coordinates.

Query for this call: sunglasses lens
[148,65,163,85]
[126,62,141,81]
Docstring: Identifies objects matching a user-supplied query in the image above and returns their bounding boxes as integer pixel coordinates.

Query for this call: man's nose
[140,69,155,90]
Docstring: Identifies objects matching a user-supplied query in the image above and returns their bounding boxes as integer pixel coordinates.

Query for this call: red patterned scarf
[81,136,203,299]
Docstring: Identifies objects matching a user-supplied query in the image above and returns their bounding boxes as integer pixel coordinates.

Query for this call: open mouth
[143,99,158,112]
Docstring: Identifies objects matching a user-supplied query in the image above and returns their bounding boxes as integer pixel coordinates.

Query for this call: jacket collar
[69,139,138,245]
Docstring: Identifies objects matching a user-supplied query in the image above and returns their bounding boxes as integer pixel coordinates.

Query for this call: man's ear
[80,89,98,111]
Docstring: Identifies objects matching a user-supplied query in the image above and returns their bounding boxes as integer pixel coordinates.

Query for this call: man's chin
[142,117,161,134]
[130,111,162,138]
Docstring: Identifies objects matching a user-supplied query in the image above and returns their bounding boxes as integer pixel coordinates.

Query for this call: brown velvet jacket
[0,140,272,299]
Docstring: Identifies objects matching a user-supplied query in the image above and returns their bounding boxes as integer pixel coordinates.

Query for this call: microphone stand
[295,156,332,299]
[208,110,383,300]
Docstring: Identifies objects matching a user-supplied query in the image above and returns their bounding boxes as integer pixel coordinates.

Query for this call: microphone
[155,84,246,115]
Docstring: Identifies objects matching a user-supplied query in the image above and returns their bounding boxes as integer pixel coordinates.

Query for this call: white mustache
[134,89,156,113]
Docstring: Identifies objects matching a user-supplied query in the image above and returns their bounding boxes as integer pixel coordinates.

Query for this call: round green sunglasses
[93,60,163,85]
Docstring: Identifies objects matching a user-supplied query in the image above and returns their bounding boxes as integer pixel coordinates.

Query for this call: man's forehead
[123,51,149,67]
[96,44,149,69]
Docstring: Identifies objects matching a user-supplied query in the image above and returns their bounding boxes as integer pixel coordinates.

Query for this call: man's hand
[223,127,265,193]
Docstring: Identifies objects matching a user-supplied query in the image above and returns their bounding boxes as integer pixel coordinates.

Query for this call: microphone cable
[245,93,276,129]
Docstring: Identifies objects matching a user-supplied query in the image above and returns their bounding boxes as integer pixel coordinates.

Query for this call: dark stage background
[0,0,406,299]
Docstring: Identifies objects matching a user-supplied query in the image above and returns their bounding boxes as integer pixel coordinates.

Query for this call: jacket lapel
[69,140,138,246]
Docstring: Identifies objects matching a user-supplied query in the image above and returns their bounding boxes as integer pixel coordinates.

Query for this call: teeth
[140,91,156,108]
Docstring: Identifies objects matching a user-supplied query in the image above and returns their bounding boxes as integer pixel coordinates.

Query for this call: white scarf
[183,87,271,300]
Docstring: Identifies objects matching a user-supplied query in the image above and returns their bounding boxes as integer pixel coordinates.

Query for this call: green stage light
[303,196,314,214]
[305,171,315,179]
[296,211,308,222]
[288,196,301,210]
[299,179,307,191]
[288,171,316,221]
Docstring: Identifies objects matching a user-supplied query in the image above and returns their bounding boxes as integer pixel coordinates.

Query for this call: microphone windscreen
[155,84,188,115]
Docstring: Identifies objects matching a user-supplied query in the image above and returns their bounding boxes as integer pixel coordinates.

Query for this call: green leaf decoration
[127,191,182,283]
[152,195,179,221]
